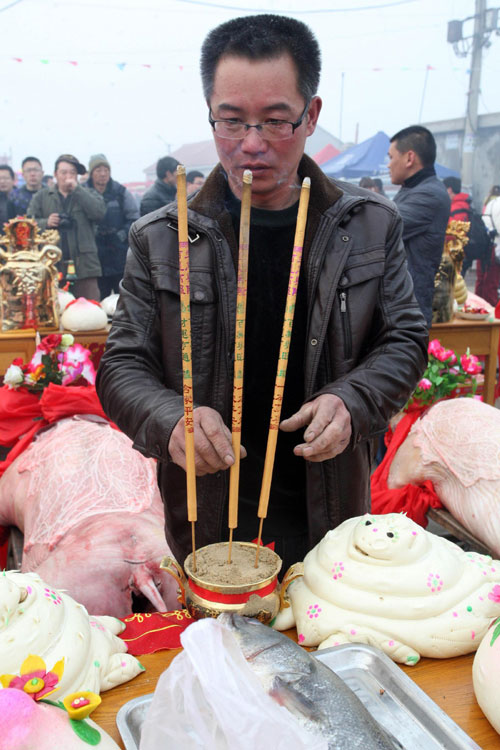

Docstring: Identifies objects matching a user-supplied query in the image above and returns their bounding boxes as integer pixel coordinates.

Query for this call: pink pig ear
[132,566,167,612]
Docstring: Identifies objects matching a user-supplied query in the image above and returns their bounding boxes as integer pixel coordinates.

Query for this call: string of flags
[3,57,469,73]
[7,57,185,71]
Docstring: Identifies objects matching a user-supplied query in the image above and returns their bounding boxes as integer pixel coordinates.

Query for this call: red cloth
[370,407,443,527]
[119,610,194,654]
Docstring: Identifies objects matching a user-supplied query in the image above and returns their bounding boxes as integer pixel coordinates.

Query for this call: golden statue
[432,219,470,324]
[0,217,62,331]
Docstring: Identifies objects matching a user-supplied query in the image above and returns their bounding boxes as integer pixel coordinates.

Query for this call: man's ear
[306,96,322,137]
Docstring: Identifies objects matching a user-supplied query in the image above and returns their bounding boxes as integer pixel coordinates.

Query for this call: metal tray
[116,642,480,750]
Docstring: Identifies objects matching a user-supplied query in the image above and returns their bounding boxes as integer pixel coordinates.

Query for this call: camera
[58,213,74,230]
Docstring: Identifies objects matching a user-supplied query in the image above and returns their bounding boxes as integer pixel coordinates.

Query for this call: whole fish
[219,613,403,750]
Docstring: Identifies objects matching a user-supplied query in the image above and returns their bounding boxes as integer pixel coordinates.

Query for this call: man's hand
[47,213,60,228]
[169,406,246,476]
[64,177,78,193]
[280,393,352,461]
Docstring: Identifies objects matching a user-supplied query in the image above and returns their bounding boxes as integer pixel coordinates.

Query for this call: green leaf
[69,719,102,746]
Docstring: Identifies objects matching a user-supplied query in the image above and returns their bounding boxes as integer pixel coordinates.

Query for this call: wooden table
[92,637,499,749]
[430,316,500,406]
[0,325,110,374]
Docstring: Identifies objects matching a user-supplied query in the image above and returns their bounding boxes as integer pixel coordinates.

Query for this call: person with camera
[86,154,139,299]
[28,154,106,300]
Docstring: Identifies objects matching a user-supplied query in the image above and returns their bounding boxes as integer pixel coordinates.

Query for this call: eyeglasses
[208,101,310,141]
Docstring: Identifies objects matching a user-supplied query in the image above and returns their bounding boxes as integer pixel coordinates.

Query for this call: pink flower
[488,585,500,603]
[461,353,482,375]
[436,347,455,363]
[418,378,432,390]
[428,339,444,358]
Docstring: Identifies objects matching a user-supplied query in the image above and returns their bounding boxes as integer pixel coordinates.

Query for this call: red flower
[461,352,482,375]
[39,334,62,352]
[12,358,24,366]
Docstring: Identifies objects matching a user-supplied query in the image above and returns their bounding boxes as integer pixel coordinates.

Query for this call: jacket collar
[189,153,343,219]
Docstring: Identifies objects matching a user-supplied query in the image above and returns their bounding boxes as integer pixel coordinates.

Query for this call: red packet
[119,610,194,655]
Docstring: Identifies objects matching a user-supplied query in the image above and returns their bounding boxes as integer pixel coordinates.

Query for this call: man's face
[92,165,110,189]
[0,169,14,194]
[209,53,321,210]
[388,141,414,186]
[55,162,78,190]
[22,160,43,190]
[187,176,205,195]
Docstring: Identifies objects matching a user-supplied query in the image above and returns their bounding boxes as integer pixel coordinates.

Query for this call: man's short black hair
[390,125,437,168]
[156,156,180,180]
[443,176,461,194]
[22,156,42,168]
[200,14,321,103]
[187,170,204,183]
[0,164,15,179]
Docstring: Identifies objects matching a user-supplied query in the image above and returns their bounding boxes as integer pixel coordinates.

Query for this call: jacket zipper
[339,290,352,359]
[304,195,365,395]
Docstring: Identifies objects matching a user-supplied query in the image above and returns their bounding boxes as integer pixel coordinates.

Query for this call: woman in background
[475,185,500,306]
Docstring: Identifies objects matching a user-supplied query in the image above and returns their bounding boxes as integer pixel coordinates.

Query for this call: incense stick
[255,177,311,567]
[228,170,252,564]
[177,165,197,571]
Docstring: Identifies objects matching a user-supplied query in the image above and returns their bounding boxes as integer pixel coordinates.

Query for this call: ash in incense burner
[161,542,282,624]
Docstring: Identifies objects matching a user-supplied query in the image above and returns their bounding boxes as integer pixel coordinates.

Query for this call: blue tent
[321,130,459,180]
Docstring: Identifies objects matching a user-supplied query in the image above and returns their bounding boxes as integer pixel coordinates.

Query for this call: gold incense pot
[161,541,287,624]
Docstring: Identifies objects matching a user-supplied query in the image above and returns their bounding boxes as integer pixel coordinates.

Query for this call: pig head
[0,416,180,617]
[388,398,500,558]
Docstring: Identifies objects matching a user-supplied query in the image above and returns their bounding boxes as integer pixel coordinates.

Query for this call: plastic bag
[139,618,327,750]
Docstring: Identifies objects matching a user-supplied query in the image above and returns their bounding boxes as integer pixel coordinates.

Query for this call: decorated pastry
[473,617,500,735]
[0,571,144,697]
[61,297,107,331]
[0,684,119,749]
[274,513,500,665]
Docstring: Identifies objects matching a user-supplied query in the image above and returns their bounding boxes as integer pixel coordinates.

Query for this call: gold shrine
[0,217,62,331]
[432,219,470,324]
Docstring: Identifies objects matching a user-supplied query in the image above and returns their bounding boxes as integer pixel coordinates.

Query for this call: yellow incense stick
[228,170,252,564]
[255,177,311,566]
[177,165,197,571]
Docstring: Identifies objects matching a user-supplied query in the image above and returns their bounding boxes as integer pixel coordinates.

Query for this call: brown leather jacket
[96,156,428,564]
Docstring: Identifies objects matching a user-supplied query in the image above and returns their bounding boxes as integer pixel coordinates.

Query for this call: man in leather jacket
[96,15,428,571]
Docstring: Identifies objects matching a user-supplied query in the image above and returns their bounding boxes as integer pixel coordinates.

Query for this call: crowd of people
[0,154,205,301]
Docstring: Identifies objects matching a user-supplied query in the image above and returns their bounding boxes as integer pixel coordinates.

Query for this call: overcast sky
[1,0,499,182]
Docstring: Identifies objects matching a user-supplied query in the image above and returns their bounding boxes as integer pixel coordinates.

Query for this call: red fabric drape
[370,406,443,527]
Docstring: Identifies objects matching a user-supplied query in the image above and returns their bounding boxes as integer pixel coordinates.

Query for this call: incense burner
[161,542,283,624]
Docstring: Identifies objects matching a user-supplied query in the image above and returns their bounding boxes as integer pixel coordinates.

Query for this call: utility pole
[461,0,485,197]
[447,1,499,201]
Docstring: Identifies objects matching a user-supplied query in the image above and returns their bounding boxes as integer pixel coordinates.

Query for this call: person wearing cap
[28,154,106,300]
[86,154,139,298]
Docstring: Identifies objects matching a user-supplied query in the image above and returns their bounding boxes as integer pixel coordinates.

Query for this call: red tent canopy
[312,143,340,165]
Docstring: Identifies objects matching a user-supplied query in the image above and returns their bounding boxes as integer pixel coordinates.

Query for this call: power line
[0,0,24,13]
[172,0,417,13]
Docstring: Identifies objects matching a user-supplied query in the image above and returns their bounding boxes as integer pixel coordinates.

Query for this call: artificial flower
[405,339,481,410]
[63,691,101,720]
[461,351,482,375]
[38,333,62,353]
[4,364,24,389]
[3,334,95,394]
[0,655,64,700]
[417,378,432,390]
[60,333,74,350]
